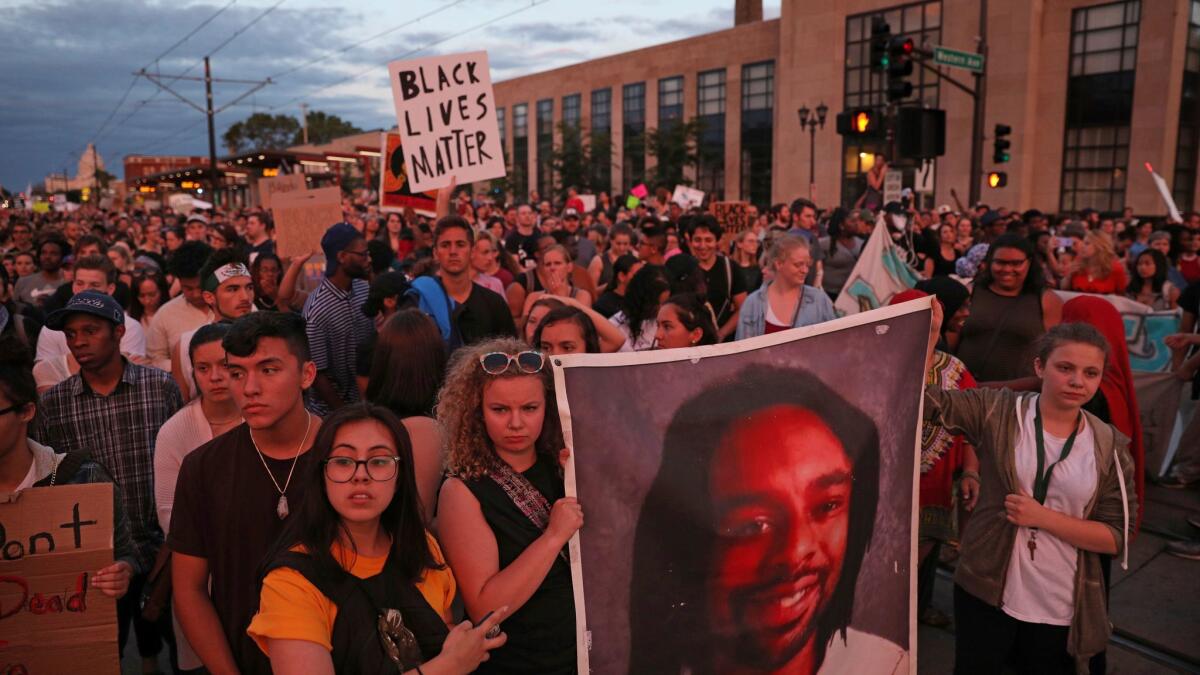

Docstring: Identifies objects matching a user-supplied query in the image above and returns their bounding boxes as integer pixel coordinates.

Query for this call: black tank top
[956,285,1045,382]
[462,457,577,674]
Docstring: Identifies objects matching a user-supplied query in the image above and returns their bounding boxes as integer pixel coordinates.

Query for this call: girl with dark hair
[436,337,579,674]
[592,253,642,319]
[818,208,864,299]
[249,403,504,674]
[928,219,961,278]
[610,264,670,351]
[1127,249,1179,310]
[365,309,448,520]
[653,293,718,349]
[956,233,1063,385]
[629,364,895,674]
[924,305,1136,675]
[532,305,602,355]
[129,272,169,330]
[522,296,565,345]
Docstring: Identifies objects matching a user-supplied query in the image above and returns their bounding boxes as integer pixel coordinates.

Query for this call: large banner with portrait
[552,300,930,675]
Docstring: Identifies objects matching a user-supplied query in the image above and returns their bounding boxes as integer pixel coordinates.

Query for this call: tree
[296,110,364,145]
[222,113,301,154]
[646,118,704,190]
[547,123,615,200]
[94,168,117,190]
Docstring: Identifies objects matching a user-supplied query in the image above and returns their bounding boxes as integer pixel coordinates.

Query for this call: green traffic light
[882,56,890,67]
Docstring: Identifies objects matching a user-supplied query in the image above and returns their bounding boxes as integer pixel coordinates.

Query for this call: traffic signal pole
[968,0,988,207]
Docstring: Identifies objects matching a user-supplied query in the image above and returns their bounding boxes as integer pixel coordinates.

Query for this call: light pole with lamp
[798,103,828,200]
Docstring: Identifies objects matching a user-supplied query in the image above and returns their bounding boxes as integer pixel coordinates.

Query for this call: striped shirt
[302,277,374,415]
[32,361,184,572]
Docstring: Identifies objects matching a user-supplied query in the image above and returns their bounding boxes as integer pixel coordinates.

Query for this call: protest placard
[630,183,649,199]
[387,51,506,192]
[0,483,118,674]
[553,300,928,675]
[578,194,596,213]
[259,172,307,209]
[671,185,705,209]
[379,132,437,214]
[270,187,343,259]
[709,200,751,233]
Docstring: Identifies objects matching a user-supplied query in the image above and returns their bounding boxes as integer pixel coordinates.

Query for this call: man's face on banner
[707,404,853,670]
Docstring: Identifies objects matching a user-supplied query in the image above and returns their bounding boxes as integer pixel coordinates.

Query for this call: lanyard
[1032,401,1081,505]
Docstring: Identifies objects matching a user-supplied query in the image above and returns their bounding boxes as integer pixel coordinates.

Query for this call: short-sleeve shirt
[169,424,317,675]
[504,227,543,268]
[302,278,374,415]
[247,537,456,655]
[453,283,518,347]
[702,256,749,326]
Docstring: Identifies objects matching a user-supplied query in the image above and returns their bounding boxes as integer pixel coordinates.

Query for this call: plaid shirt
[33,361,183,571]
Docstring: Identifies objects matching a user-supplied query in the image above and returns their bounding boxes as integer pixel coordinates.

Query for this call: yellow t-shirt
[247,533,456,655]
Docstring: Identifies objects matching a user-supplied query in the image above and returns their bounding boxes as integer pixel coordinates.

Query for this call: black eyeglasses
[324,456,401,483]
[991,257,1029,269]
[479,351,545,375]
[0,402,28,416]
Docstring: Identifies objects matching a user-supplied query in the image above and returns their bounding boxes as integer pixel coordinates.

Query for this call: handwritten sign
[387,51,506,192]
[709,201,752,234]
[0,483,118,674]
[630,184,649,200]
[259,173,307,210]
[671,185,705,209]
[379,132,437,214]
[270,187,343,259]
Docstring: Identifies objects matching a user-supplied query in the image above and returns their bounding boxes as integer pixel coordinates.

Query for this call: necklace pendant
[277,494,289,519]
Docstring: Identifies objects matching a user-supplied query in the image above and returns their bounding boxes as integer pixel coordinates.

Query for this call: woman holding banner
[923,303,1137,675]
[436,338,580,674]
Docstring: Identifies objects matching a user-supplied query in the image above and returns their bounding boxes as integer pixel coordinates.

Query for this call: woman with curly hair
[436,337,581,674]
[1063,231,1127,295]
[609,264,670,351]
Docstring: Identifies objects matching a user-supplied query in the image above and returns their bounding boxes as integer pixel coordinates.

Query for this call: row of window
[498,61,774,199]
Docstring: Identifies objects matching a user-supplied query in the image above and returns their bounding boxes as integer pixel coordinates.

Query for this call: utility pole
[967,0,989,208]
[300,103,309,144]
[205,57,219,204]
[91,144,100,195]
[135,60,273,208]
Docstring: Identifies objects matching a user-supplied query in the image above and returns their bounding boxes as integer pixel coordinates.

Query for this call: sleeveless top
[521,269,579,299]
[260,551,449,674]
[956,286,1044,383]
[597,252,615,290]
[462,457,577,674]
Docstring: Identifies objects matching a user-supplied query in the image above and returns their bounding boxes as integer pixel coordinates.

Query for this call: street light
[798,103,829,199]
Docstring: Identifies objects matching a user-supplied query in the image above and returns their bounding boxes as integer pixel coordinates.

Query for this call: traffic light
[886,36,915,102]
[987,171,1008,188]
[897,108,946,159]
[993,124,1012,163]
[870,19,891,72]
[836,108,884,138]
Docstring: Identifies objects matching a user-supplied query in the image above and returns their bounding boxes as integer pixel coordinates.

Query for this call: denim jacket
[735,282,837,340]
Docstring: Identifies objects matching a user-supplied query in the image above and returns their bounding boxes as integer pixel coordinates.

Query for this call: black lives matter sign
[388,51,506,192]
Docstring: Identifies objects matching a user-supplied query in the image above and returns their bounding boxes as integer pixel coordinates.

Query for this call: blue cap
[45,291,124,330]
[321,222,362,277]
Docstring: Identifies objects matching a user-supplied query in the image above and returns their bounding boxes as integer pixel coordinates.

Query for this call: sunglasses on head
[479,351,545,375]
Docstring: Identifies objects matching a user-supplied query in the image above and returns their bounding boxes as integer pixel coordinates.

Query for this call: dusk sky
[0,0,781,190]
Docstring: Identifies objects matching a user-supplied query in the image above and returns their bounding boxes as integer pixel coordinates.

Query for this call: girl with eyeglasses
[436,337,581,674]
[248,403,505,675]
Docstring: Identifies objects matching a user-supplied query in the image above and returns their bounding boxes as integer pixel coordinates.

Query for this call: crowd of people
[0,179,1197,675]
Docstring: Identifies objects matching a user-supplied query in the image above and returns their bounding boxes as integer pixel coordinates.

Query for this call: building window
[623,82,646,193]
[841,1,942,207]
[591,88,613,193]
[659,76,684,126]
[740,62,773,205]
[563,94,581,129]
[497,107,506,161]
[1060,0,1140,213]
[1173,0,1200,211]
[512,103,529,200]
[697,69,726,199]
[536,99,554,199]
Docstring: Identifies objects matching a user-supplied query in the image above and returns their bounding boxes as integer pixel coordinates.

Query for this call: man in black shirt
[170,312,320,675]
[504,203,542,268]
[686,215,748,341]
[436,216,518,348]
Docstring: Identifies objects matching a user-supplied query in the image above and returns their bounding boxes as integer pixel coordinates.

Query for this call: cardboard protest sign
[671,185,705,209]
[630,183,649,199]
[709,200,752,233]
[270,187,343,259]
[259,172,307,209]
[0,483,119,674]
[578,194,596,213]
[835,219,920,315]
[625,195,640,210]
[553,300,928,674]
[387,51,505,192]
[379,132,437,214]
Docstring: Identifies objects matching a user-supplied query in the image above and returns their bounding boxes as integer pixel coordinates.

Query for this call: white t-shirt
[609,311,656,352]
[36,313,147,362]
[1002,396,1098,625]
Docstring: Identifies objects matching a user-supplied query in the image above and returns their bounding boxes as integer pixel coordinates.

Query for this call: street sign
[933,46,984,73]
[884,169,903,205]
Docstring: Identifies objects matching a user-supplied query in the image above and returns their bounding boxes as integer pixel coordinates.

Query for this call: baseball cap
[45,291,124,330]
[563,208,580,219]
[321,222,362,277]
[186,213,210,225]
[980,210,1002,228]
[936,204,954,215]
